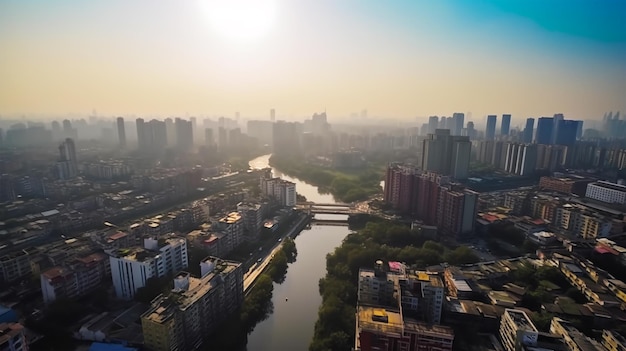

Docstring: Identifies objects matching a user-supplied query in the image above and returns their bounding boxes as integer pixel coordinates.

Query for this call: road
[243,214,310,293]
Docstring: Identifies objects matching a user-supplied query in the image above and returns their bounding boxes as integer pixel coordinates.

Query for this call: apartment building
[260,176,297,207]
[142,257,243,351]
[109,236,188,300]
[550,317,605,351]
[499,309,539,351]
[215,212,244,251]
[601,330,626,351]
[0,251,32,284]
[355,261,453,351]
[0,322,28,351]
[586,181,626,205]
[41,252,110,304]
[236,202,264,240]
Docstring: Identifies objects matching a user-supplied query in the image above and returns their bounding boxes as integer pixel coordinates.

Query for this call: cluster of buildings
[355,260,454,351]
[384,164,478,238]
[439,253,626,351]
[141,257,243,351]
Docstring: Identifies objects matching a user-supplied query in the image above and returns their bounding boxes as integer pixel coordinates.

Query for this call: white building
[109,235,188,300]
[260,177,296,207]
[499,309,539,351]
[585,181,626,205]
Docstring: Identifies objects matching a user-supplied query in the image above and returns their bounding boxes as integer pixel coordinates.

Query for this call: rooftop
[357,306,403,337]
[0,322,23,346]
[505,309,538,332]
[220,211,242,224]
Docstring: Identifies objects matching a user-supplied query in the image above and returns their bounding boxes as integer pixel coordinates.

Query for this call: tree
[422,240,445,254]
[444,246,479,265]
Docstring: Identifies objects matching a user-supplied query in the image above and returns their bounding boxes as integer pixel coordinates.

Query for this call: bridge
[296,201,358,215]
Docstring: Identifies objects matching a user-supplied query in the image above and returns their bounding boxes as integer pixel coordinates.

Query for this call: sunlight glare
[199,0,278,42]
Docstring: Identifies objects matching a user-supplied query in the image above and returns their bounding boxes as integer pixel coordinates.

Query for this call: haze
[1,0,625,120]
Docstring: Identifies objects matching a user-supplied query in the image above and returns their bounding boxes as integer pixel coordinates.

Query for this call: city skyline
[1,0,625,119]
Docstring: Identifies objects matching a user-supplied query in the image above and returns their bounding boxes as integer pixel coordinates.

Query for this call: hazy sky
[1,0,625,122]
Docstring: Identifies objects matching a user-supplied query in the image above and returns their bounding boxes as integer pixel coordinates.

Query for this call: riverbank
[309,221,480,350]
[268,155,382,202]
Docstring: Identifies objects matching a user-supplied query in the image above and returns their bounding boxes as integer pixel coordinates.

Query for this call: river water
[246,154,351,351]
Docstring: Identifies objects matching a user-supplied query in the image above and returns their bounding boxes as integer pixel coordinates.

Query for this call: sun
[199,0,278,42]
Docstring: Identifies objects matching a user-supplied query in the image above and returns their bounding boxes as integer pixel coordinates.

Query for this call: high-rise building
[422,129,470,179]
[272,121,301,156]
[57,138,78,179]
[136,118,146,150]
[384,163,420,214]
[247,120,274,147]
[109,236,188,300]
[523,118,535,143]
[485,115,497,140]
[204,128,214,147]
[501,114,511,136]
[436,184,478,238]
[452,112,464,136]
[175,118,194,151]
[551,113,564,144]
[141,257,243,351]
[428,116,439,134]
[503,143,537,176]
[465,121,476,140]
[164,117,176,146]
[554,119,578,146]
[116,117,126,147]
[270,108,276,121]
[535,117,554,144]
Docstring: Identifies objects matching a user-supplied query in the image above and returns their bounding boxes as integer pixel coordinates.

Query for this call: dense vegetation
[310,222,479,351]
[269,155,382,202]
[486,221,538,255]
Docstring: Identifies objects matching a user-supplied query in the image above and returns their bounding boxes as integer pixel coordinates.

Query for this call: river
[246,154,351,351]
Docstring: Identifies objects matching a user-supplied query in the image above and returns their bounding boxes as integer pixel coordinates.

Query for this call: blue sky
[0,0,624,122]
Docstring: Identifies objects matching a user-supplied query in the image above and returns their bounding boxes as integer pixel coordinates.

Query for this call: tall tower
[485,115,497,140]
[116,117,126,147]
[452,113,464,136]
[501,114,511,136]
[523,118,535,143]
[136,118,146,151]
[270,109,275,121]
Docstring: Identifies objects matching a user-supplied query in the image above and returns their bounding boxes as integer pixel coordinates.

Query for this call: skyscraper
[428,116,439,134]
[501,114,511,136]
[270,108,276,121]
[452,112,464,136]
[485,115,497,140]
[116,117,126,147]
[57,138,78,179]
[175,118,194,151]
[554,119,578,146]
[523,118,535,143]
[422,129,470,179]
[535,117,554,144]
[136,118,146,151]
[466,121,476,140]
[204,128,214,147]
[551,113,564,144]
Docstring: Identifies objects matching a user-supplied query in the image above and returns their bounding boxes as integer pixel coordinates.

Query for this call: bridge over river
[296,201,359,215]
